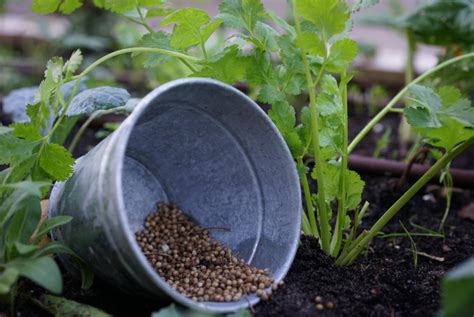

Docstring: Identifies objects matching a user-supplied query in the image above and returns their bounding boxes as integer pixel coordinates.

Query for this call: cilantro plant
[25,0,474,269]
[0,51,95,306]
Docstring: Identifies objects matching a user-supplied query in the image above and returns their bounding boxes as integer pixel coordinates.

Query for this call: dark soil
[254,175,474,317]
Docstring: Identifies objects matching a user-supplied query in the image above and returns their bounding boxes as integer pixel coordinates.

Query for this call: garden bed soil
[2,174,473,317]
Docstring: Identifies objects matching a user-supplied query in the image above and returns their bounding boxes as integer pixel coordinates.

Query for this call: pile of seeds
[135,202,280,302]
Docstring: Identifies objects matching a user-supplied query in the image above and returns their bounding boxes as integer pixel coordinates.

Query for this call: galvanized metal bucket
[49,78,301,313]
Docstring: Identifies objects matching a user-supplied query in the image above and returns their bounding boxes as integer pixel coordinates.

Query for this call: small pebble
[316,303,324,311]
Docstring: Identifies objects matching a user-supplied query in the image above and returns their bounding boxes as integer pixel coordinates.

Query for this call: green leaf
[12,242,38,256]
[400,0,474,46]
[160,8,220,50]
[34,216,73,243]
[316,75,343,154]
[311,163,364,209]
[10,122,42,141]
[296,0,350,40]
[298,32,326,57]
[8,257,62,294]
[201,19,224,44]
[0,181,49,198]
[268,101,306,158]
[0,268,19,295]
[39,143,75,181]
[146,8,174,18]
[218,0,264,31]
[416,120,474,151]
[405,85,443,128]
[258,84,286,104]
[326,38,358,73]
[0,133,38,166]
[405,84,474,150]
[312,161,339,201]
[194,45,249,84]
[32,0,83,14]
[34,295,111,317]
[352,0,379,12]
[267,10,296,36]
[442,257,474,317]
[1,155,37,184]
[92,0,135,14]
[441,100,474,128]
[345,169,364,210]
[438,86,462,106]
[135,32,173,68]
[50,116,80,145]
[6,196,41,244]
[0,182,49,228]
[66,87,130,116]
[63,49,83,76]
[34,242,93,289]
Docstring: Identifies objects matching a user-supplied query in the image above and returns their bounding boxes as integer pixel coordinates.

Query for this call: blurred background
[1,0,473,161]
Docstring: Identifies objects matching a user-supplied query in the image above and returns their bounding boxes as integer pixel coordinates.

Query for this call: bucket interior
[120,80,300,282]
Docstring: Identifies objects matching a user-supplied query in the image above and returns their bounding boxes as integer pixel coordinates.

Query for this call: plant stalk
[298,158,319,238]
[331,71,349,256]
[338,138,474,265]
[68,106,127,154]
[292,0,331,253]
[71,47,199,81]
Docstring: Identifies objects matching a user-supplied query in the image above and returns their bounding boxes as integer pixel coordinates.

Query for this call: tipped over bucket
[49,78,301,313]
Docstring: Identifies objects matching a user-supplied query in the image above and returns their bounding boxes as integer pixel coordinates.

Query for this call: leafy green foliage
[400,0,474,47]
[65,87,130,116]
[0,51,96,301]
[161,8,222,51]
[404,85,474,150]
[32,0,83,14]
[218,0,264,31]
[296,0,350,40]
[135,32,173,68]
[39,143,75,181]
[8,257,62,293]
[194,45,249,84]
[442,257,474,317]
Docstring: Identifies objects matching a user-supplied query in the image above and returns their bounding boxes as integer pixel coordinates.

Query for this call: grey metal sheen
[48,78,302,313]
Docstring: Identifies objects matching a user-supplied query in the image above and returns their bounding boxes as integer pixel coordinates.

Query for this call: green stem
[68,106,127,154]
[331,71,349,256]
[200,40,209,59]
[298,157,319,238]
[348,52,474,154]
[136,6,154,33]
[292,0,330,254]
[179,58,198,73]
[338,138,474,265]
[71,47,199,81]
[405,30,415,85]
